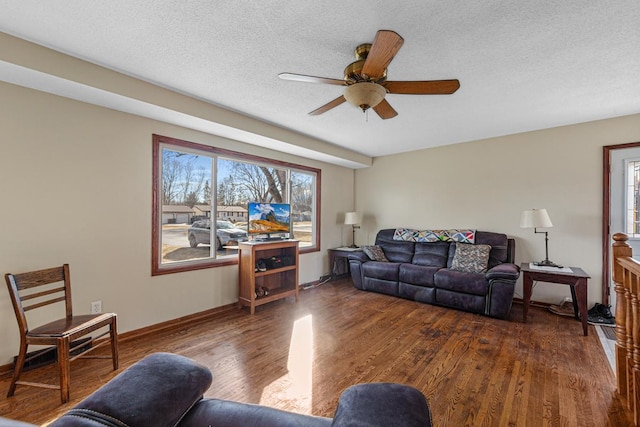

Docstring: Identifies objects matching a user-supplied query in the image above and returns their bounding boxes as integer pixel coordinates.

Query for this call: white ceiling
[1,1,639,161]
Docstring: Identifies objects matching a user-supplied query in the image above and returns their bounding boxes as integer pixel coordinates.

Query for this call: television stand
[238,240,299,314]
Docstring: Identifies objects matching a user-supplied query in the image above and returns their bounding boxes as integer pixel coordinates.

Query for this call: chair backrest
[5,264,73,334]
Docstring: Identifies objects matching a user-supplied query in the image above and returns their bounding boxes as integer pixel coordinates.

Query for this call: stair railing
[612,232,640,425]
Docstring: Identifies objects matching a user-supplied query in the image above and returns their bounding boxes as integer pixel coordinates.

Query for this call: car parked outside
[188,220,248,250]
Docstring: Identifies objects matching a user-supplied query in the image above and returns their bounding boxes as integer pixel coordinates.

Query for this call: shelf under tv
[254,235,288,242]
[238,240,299,314]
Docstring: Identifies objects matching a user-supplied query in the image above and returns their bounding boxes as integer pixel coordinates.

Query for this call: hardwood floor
[0,278,633,426]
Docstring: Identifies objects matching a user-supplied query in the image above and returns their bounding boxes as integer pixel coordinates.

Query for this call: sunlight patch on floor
[260,314,314,413]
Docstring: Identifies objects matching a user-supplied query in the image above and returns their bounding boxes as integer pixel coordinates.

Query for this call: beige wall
[355,114,640,306]
[0,82,355,365]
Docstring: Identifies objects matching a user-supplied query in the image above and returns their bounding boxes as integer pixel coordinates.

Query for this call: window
[626,159,640,238]
[152,134,320,275]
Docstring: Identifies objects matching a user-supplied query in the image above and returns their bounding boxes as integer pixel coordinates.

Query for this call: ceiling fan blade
[309,95,347,116]
[383,79,460,94]
[373,99,398,120]
[361,30,404,80]
[279,73,346,86]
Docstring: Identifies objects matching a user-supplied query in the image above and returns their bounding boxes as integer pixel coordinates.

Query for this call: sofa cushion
[399,264,439,303]
[412,242,450,267]
[399,264,439,287]
[362,262,400,281]
[435,269,489,296]
[436,289,487,314]
[378,242,414,263]
[399,283,436,304]
[375,230,415,263]
[362,245,389,262]
[362,261,401,296]
[363,277,400,296]
[474,231,509,268]
[450,243,491,273]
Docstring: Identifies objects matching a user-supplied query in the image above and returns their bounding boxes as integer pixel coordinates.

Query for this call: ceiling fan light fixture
[344,82,386,112]
[279,30,457,119]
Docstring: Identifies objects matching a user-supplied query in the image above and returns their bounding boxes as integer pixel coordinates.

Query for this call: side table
[521,263,590,336]
[328,247,362,278]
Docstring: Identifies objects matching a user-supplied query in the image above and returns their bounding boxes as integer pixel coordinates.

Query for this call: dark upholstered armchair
[1,352,433,427]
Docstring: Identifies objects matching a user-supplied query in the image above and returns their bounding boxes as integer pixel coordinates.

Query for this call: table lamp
[520,208,560,267]
[344,212,361,248]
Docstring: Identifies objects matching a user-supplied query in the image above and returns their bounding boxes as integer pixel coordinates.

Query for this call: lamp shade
[344,82,386,111]
[344,212,361,225]
[520,209,553,228]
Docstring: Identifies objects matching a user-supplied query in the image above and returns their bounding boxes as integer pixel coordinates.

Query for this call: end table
[521,263,590,336]
[328,247,362,278]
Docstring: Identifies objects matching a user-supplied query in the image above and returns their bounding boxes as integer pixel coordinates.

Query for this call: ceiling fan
[279,30,460,120]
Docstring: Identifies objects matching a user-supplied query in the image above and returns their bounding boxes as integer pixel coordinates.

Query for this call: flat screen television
[247,202,291,240]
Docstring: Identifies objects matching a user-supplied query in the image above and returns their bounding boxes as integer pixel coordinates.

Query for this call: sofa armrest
[331,383,432,427]
[348,252,370,263]
[348,252,370,290]
[485,263,520,281]
[49,353,212,427]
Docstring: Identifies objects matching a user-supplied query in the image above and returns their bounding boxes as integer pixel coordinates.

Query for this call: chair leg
[57,338,71,403]
[7,341,28,397]
[110,318,119,370]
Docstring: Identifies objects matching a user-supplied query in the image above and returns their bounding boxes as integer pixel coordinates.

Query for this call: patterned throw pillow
[393,228,441,242]
[445,229,476,244]
[362,245,389,262]
[393,228,476,243]
[450,244,492,273]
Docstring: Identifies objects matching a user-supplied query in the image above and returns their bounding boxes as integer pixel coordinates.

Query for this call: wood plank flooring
[0,278,633,426]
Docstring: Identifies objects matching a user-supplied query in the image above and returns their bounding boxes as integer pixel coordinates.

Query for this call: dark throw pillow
[362,245,389,262]
[450,243,491,273]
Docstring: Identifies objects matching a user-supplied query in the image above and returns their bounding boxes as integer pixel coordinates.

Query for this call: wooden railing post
[634,270,640,424]
[612,232,640,424]
[613,233,632,403]
[627,267,636,412]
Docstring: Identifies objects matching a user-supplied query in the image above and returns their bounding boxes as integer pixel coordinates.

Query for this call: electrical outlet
[91,300,102,314]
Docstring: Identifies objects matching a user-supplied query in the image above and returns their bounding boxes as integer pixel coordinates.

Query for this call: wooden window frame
[152,134,321,276]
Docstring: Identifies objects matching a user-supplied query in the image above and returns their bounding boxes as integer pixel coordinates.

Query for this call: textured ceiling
[1,0,639,160]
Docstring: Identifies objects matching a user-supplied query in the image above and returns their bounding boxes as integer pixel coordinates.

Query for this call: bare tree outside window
[225,160,287,203]
[291,171,315,245]
[162,150,208,206]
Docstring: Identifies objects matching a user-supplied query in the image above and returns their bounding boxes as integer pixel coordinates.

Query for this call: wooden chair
[5,264,118,403]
